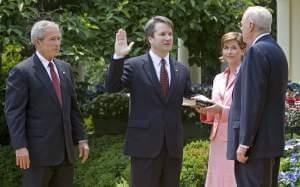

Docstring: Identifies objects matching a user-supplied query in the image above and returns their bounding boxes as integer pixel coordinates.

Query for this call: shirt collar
[224,64,241,76]
[149,50,170,66]
[36,51,54,68]
[236,64,241,75]
[252,33,270,46]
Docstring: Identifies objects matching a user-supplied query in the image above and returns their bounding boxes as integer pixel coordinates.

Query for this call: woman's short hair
[221,32,246,50]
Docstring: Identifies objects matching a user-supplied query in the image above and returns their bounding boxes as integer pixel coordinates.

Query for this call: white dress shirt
[252,33,270,46]
[149,50,171,86]
[113,50,172,85]
[36,51,60,81]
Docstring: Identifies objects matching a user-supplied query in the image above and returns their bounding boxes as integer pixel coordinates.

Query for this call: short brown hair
[144,16,173,39]
[221,32,246,50]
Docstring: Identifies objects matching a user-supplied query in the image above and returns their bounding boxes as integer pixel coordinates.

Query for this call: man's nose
[166,35,172,40]
[55,39,61,45]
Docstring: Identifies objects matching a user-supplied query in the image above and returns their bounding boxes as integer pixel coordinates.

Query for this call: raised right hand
[15,147,30,169]
[115,29,134,57]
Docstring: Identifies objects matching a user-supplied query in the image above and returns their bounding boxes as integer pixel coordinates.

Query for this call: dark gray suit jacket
[5,54,86,166]
[105,53,193,159]
[227,35,288,160]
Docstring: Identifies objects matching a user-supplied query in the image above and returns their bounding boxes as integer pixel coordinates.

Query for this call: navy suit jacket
[227,34,288,160]
[105,53,193,158]
[5,54,86,166]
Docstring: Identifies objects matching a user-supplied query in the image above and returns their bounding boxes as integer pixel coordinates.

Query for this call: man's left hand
[78,141,89,163]
[236,145,249,163]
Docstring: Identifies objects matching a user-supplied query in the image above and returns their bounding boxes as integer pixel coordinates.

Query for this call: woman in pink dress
[196,32,246,187]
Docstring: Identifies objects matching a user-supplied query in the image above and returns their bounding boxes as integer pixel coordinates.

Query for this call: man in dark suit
[5,20,89,187]
[105,16,193,186]
[227,6,288,187]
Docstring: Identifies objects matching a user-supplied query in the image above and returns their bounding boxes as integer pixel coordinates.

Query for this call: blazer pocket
[128,120,149,129]
[233,121,240,129]
[27,129,45,137]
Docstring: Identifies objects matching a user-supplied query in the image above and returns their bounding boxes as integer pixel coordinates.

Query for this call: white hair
[244,6,272,33]
[30,20,60,44]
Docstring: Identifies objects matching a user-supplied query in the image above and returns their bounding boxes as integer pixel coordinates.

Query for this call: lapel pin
[175,69,179,75]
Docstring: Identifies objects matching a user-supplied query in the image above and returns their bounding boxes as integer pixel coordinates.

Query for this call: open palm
[115,29,134,57]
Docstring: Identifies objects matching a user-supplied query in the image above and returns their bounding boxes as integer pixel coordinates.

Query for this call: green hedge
[0,43,24,145]
[0,135,129,186]
[181,140,209,186]
[0,136,209,186]
[0,145,22,187]
[74,135,130,186]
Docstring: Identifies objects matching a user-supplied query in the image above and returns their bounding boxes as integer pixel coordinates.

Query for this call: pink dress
[201,67,238,187]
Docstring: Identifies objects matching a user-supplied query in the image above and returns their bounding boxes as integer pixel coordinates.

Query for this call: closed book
[182,95,214,108]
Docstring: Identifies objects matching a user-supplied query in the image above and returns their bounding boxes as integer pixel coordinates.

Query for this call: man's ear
[249,21,255,32]
[148,36,152,44]
[34,39,40,47]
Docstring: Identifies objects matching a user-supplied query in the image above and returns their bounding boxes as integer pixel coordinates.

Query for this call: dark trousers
[131,144,182,187]
[22,162,74,187]
[234,157,280,187]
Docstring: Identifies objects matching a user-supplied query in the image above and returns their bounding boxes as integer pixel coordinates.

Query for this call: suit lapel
[143,53,179,103]
[32,54,61,108]
[143,54,166,103]
[54,60,67,107]
[166,57,178,102]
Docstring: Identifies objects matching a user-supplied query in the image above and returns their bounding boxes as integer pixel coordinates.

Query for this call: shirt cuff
[239,144,249,149]
[78,140,88,144]
[113,54,125,59]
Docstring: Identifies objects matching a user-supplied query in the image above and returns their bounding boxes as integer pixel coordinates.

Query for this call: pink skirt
[205,139,236,187]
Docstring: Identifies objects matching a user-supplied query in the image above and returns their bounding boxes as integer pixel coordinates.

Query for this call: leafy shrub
[0,146,22,187]
[285,82,300,137]
[88,92,129,121]
[74,135,130,186]
[1,136,211,186]
[181,140,209,186]
[279,139,300,186]
[115,139,210,186]
[75,81,94,118]
[120,164,131,186]
[0,43,25,145]
[183,122,211,142]
[191,84,213,98]
[287,82,300,97]
[0,135,130,187]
